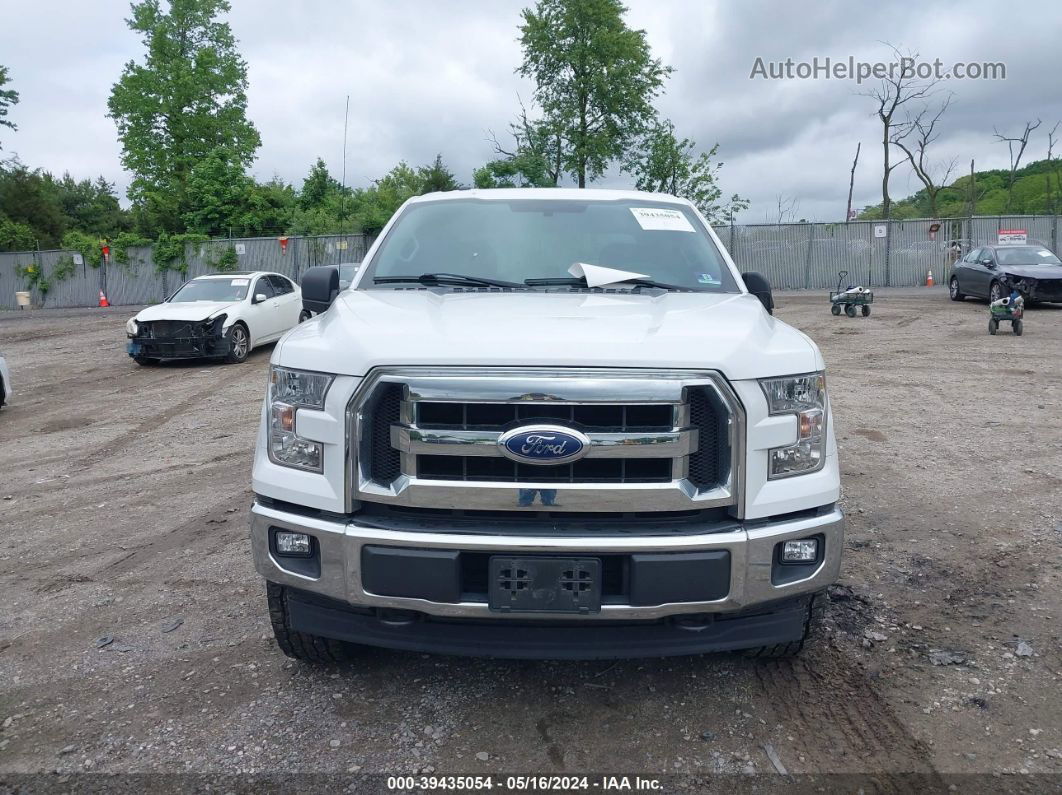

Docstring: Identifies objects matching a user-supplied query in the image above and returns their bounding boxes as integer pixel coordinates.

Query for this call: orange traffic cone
[98,289,110,307]
[926,270,934,287]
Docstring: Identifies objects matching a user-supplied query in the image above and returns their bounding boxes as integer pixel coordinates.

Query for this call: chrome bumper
[250,502,843,621]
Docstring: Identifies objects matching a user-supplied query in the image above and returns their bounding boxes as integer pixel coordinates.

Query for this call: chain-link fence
[2,217,1060,309]
[713,215,1061,291]
[0,233,372,310]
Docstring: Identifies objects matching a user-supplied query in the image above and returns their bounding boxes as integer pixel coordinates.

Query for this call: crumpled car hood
[1002,264,1062,280]
[135,301,238,323]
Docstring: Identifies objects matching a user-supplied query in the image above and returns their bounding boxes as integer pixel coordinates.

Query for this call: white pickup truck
[251,188,842,661]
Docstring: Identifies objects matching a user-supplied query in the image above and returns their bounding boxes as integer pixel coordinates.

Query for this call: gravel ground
[0,289,1060,791]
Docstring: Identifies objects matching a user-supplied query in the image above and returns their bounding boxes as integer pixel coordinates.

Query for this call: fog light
[275,531,312,556]
[781,538,818,562]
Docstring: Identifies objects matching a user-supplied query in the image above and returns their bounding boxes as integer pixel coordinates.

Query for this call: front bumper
[251,501,843,624]
[127,335,230,360]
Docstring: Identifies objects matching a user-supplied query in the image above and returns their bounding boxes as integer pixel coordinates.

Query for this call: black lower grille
[686,387,729,488]
[417,455,672,483]
[139,320,198,338]
[365,383,403,485]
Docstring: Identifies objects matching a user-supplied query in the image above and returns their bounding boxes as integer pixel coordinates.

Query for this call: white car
[125,271,302,365]
[0,354,10,409]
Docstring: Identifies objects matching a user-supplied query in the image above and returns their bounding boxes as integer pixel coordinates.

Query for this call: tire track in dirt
[752,654,942,778]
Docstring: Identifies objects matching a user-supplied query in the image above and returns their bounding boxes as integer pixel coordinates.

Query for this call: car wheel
[133,356,160,366]
[861,304,871,317]
[844,304,857,318]
[949,277,965,301]
[299,309,312,323]
[830,303,841,316]
[988,319,998,335]
[989,281,1004,303]
[225,323,250,364]
[1012,319,1023,336]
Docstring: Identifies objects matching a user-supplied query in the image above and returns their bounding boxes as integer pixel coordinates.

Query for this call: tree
[417,154,462,193]
[183,146,255,235]
[518,0,671,187]
[891,96,957,218]
[300,157,345,210]
[993,119,1041,213]
[860,44,939,219]
[623,119,747,222]
[108,0,261,234]
[0,64,18,148]
[478,100,563,188]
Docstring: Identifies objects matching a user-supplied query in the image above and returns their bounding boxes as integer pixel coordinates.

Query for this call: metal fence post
[884,219,892,287]
[804,223,815,289]
[1053,215,1059,255]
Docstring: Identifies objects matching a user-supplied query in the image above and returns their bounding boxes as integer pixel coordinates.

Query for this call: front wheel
[949,277,965,301]
[989,281,1005,304]
[225,323,250,364]
[267,582,352,663]
[1013,319,1023,336]
[830,303,841,316]
[988,319,998,335]
[299,309,312,323]
[744,595,824,659]
[861,304,871,317]
[845,304,857,318]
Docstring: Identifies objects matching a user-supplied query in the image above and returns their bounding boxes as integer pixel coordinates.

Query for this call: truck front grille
[349,368,743,514]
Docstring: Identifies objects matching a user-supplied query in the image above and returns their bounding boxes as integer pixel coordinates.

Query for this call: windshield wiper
[374,272,525,289]
[524,276,691,292]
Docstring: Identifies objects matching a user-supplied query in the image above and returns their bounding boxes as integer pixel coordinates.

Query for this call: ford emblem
[498,425,590,465]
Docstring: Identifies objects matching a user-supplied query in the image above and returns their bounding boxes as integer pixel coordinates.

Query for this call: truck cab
[251,188,842,661]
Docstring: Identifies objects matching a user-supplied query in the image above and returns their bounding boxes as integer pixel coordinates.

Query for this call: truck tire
[742,594,824,659]
[266,582,351,663]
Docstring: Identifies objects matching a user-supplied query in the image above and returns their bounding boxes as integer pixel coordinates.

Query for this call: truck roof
[407,187,694,206]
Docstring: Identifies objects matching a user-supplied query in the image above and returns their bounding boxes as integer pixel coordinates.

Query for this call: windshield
[996,246,1061,266]
[360,198,739,292]
[169,277,250,302]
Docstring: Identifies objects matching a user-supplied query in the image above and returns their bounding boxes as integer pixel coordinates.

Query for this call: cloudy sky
[2,0,1060,222]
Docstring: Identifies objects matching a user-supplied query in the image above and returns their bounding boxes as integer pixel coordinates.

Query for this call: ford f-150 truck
[251,188,842,661]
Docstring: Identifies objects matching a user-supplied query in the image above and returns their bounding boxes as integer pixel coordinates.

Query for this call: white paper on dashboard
[629,207,696,232]
[568,262,650,288]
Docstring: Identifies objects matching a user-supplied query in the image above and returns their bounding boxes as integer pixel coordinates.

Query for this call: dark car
[949,244,1062,303]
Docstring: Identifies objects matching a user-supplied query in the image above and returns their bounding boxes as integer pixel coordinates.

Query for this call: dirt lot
[1,289,1060,791]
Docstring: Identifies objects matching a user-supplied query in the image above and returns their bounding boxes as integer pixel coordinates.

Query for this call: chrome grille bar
[391,426,698,459]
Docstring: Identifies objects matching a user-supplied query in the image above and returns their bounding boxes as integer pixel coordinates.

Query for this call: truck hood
[135,301,238,323]
[276,290,823,381]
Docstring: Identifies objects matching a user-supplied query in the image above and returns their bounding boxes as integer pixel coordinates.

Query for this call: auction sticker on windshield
[231,278,250,286]
[630,207,695,233]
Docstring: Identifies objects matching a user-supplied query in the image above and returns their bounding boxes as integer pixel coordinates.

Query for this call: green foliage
[0,64,18,146]
[108,0,260,234]
[152,231,208,274]
[623,119,748,222]
[15,262,47,293]
[0,214,35,251]
[417,154,462,193]
[518,0,671,186]
[112,231,153,270]
[60,230,103,268]
[858,158,1062,219]
[0,159,130,250]
[207,243,240,272]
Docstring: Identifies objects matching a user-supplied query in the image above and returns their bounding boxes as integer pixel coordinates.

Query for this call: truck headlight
[268,366,334,473]
[760,372,827,479]
[125,318,138,337]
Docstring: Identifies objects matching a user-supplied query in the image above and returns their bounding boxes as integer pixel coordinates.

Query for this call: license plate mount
[488,556,602,614]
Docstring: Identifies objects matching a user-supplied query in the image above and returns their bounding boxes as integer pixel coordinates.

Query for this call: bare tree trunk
[882,129,891,219]
[846,142,860,221]
[966,159,976,219]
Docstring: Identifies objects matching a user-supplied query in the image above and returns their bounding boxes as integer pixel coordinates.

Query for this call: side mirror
[980,259,994,267]
[253,293,267,304]
[741,271,774,315]
[301,266,340,315]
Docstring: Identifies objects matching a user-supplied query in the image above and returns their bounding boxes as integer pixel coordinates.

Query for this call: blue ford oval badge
[498,425,590,465]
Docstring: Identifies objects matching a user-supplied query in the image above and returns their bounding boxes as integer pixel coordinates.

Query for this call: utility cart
[829,270,874,317]
[989,292,1024,336]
